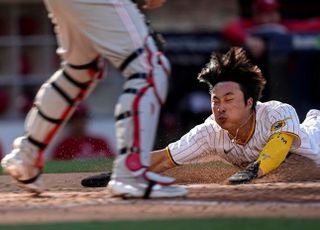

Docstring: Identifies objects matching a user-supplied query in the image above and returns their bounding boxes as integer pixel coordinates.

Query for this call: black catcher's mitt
[228,161,260,184]
[81,172,111,187]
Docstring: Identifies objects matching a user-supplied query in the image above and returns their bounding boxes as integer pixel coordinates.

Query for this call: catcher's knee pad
[119,36,170,104]
[146,36,171,103]
[23,58,104,158]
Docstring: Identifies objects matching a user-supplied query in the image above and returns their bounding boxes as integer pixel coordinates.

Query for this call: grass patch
[0,159,114,175]
[0,218,320,230]
[44,159,113,173]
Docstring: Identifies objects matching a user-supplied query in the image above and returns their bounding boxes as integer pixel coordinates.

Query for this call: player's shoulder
[256,100,286,108]
[256,100,296,116]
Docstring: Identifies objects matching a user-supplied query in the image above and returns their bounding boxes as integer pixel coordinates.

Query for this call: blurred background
[0,0,319,160]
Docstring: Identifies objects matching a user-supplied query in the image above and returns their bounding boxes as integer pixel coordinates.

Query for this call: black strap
[119,48,144,72]
[51,82,75,106]
[127,73,147,81]
[18,170,42,184]
[115,111,132,121]
[63,71,90,90]
[123,88,138,94]
[143,180,156,199]
[119,147,140,155]
[36,105,63,124]
[68,59,99,71]
[27,136,47,150]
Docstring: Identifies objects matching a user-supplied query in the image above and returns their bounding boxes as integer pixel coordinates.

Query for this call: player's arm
[229,132,295,184]
[149,147,178,173]
[81,147,177,188]
[257,132,295,176]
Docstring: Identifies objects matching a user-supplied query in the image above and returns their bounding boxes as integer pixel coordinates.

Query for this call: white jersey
[168,100,320,166]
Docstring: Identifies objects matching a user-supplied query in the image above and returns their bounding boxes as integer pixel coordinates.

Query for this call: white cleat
[1,149,43,194]
[108,177,188,199]
[109,155,188,199]
[16,177,44,195]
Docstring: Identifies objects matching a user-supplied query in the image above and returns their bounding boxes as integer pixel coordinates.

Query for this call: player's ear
[247,97,253,108]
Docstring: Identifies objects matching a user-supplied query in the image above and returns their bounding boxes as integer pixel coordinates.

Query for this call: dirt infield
[0,154,320,224]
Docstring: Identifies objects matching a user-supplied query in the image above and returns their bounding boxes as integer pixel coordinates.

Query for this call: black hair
[197,47,266,108]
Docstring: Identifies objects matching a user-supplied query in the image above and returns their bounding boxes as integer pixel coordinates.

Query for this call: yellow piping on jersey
[165,147,179,166]
[243,112,256,144]
[235,111,256,145]
[257,132,295,175]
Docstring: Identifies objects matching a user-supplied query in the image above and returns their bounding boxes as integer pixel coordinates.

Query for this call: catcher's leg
[80,43,171,188]
[115,36,170,169]
[1,0,106,193]
[53,0,187,197]
[1,58,104,193]
[109,37,186,198]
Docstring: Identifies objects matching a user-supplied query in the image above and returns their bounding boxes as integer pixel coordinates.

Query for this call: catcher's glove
[228,161,260,184]
[81,172,111,187]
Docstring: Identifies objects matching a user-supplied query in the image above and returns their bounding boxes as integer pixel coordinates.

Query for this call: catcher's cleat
[1,149,44,194]
[109,155,187,199]
[16,175,43,195]
[81,172,111,187]
[108,176,188,199]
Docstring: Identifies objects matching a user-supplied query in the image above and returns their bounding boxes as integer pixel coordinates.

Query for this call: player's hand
[228,161,260,184]
[143,0,166,10]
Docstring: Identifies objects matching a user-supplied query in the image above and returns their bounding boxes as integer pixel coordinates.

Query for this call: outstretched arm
[229,132,295,184]
[150,147,177,173]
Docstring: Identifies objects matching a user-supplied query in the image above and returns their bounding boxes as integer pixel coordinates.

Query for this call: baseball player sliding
[82,47,320,187]
[1,0,187,198]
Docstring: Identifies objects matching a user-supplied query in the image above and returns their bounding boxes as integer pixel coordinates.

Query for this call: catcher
[82,47,320,187]
[2,0,187,198]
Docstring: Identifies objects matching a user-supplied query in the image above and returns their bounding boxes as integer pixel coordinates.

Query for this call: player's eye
[212,97,219,103]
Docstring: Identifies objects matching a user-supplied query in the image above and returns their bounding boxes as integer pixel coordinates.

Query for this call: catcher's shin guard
[115,36,170,175]
[15,57,104,169]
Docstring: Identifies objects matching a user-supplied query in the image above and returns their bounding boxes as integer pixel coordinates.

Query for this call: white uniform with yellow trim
[168,100,320,166]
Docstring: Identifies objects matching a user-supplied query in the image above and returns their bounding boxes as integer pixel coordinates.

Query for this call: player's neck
[229,111,255,145]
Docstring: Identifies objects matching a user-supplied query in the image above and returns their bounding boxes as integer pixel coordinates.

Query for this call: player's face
[211,81,253,131]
